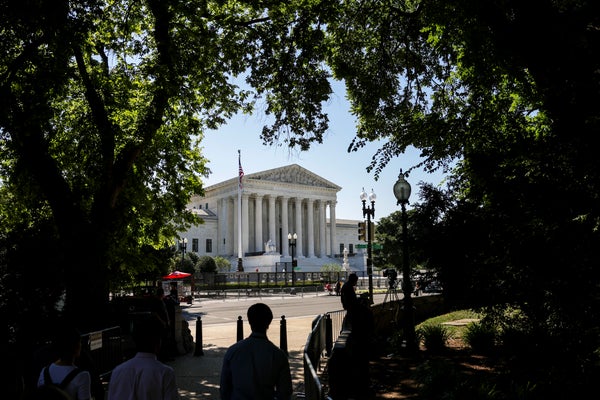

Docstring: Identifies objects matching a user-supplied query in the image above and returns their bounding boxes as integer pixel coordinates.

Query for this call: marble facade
[181,164,366,271]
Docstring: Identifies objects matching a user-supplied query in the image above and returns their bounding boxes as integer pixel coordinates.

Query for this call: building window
[192,238,199,252]
[339,243,344,255]
[206,238,212,253]
[349,244,354,254]
[205,202,209,209]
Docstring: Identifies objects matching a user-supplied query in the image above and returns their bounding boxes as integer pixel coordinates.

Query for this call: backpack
[40,366,82,399]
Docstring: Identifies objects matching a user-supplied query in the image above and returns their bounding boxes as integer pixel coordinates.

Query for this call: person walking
[36,324,92,400]
[107,318,179,400]
[219,303,293,400]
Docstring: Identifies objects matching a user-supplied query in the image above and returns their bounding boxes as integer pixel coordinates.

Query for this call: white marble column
[329,201,337,257]
[281,197,289,257]
[306,199,315,257]
[294,197,304,257]
[233,196,238,255]
[254,195,263,252]
[227,197,234,255]
[219,198,228,255]
[242,194,250,255]
[318,200,326,257]
[268,195,276,249]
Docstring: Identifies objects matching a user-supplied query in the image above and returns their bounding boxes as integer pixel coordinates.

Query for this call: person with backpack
[35,324,92,400]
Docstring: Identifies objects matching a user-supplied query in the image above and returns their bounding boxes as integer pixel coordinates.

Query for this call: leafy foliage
[0,0,337,329]
[197,256,217,273]
[214,256,232,273]
[417,324,450,354]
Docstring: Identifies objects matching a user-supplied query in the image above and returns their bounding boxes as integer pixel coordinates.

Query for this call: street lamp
[288,233,297,286]
[360,187,376,303]
[393,170,417,353]
[178,237,188,264]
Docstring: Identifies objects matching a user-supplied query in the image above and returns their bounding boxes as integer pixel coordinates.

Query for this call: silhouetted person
[341,273,359,330]
[340,273,374,397]
[107,318,179,400]
[220,303,293,400]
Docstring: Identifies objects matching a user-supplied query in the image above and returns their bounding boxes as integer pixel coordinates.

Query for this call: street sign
[356,243,383,249]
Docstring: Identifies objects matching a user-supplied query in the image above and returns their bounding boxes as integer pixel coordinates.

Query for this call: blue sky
[201,81,449,221]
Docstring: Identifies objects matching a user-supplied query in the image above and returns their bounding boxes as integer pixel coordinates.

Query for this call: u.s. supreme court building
[179,164,368,273]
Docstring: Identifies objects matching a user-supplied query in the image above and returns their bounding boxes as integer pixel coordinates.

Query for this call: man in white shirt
[220,303,293,400]
[107,317,179,400]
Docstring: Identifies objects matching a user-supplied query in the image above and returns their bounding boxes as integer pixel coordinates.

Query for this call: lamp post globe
[393,172,411,205]
[393,170,417,354]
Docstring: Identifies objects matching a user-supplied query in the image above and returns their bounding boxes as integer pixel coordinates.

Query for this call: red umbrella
[162,271,192,280]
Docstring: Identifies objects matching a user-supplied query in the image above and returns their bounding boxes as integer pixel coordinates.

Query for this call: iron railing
[301,309,346,400]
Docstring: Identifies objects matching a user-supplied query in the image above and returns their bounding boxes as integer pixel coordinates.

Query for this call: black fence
[80,326,125,382]
[192,270,391,291]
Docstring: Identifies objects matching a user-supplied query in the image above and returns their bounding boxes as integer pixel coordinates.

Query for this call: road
[179,291,400,326]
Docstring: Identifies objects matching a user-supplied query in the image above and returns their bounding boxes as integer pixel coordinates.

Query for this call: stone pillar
[281,197,289,257]
[228,197,234,255]
[306,199,315,257]
[219,198,228,255]
[268,195,276,250]
[319,200,327,257]
[329,201,337,257]
[242,194,250,255]
[294,197,304,257]
[233,196,238,256]
[254,195,263,252]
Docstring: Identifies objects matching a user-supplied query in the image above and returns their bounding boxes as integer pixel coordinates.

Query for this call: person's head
[132,317,163,354]
[53,324,82,363]
[348,273,358,285]
[247,303,273,334]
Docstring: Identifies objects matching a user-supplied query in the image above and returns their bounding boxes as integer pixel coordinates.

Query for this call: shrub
[463,321,497,355]
[418,324,450,353]
[198,256,217,273]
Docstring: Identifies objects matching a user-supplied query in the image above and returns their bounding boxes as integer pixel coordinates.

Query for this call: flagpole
[237,150,244,271]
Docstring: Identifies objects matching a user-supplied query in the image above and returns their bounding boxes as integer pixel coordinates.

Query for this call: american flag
[238,151,244,189]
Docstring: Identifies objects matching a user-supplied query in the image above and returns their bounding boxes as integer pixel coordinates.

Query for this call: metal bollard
[237,315,243,342]
[280,315,288,356]
[194,316,204,356]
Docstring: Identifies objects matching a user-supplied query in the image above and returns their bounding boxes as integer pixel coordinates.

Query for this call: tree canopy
[0,0,334,329]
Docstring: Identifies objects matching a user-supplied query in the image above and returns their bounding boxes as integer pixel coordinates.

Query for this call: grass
[416,309,482,340]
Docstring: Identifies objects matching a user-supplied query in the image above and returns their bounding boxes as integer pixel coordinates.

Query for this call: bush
[197,256,217,273]
[418,324,451,353]
[463,321,497,355]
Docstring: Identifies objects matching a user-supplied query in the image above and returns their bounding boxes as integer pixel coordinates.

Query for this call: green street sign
[356,243,383,249]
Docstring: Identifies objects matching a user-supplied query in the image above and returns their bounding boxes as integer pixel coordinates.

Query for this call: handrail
[302,309,346,399]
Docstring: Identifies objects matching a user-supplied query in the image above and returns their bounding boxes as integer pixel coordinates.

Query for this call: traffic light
[358,221,366,241]
[370,221,375,241]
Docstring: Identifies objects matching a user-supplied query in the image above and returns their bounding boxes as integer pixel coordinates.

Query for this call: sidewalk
[167,314,316,399]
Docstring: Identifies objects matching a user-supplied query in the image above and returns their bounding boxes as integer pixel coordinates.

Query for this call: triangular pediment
[246,164,341,190]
